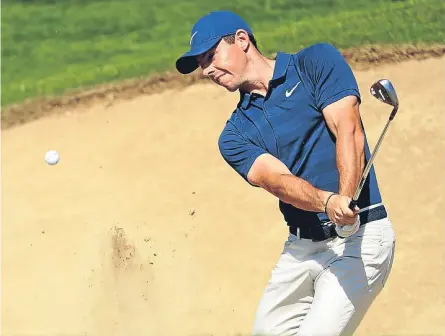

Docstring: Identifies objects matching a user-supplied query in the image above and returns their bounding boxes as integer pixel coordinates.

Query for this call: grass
[1,0,445,107]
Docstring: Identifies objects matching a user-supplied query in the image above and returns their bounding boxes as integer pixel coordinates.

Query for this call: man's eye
[207,53,215,61]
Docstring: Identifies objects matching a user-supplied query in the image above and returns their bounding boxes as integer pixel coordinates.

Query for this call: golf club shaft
[348,107,396,210]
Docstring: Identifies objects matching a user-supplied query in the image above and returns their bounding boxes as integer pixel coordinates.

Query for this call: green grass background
[1,0,445,107]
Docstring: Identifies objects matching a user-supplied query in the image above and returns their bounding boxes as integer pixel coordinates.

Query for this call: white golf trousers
[252,216,396,336]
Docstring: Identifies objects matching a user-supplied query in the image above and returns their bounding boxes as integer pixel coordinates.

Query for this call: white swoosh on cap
[190,31,198,46]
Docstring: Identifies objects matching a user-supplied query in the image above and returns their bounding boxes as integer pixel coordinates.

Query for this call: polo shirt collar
[239,51,291,109]
[239,90,250,109]
[271,51,291,82]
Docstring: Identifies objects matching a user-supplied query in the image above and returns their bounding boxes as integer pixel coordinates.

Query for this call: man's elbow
[248,169,275,191]
[247,153,294,199]
[248,168,278,193]
[247,168,261,187]
[250,172,294,205]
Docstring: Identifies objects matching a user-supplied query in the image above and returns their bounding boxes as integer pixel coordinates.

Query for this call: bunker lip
[2,44,445,130]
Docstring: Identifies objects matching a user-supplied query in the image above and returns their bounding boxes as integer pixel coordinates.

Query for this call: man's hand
[325,194,359,226]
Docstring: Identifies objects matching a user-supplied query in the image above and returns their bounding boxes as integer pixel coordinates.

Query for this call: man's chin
[220,82,238,92]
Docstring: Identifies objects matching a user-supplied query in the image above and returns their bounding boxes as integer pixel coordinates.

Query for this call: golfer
[176,10,396,336]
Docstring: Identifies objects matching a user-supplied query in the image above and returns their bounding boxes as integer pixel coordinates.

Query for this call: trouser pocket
[381,239,396,287]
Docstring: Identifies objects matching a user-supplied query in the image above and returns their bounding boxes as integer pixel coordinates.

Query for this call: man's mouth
[215,74,225,83]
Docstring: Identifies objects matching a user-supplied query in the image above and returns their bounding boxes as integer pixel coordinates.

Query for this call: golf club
[329,79,399,233]
[348,79,399,210]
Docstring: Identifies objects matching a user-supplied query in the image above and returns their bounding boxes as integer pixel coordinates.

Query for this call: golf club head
[370,79,399,109]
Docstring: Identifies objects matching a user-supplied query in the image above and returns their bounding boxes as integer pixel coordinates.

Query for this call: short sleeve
[298,43,361,111]
[218,121,267,185]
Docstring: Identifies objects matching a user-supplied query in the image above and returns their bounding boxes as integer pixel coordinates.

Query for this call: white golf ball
[45,150,60,165]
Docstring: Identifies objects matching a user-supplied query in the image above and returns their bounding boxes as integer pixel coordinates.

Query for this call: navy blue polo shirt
[218,43,383,227]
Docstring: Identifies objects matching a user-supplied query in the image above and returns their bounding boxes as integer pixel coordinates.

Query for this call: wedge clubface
[370,79,399,120]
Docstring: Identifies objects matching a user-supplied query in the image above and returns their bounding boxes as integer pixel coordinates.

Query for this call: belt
[289,205,388,242]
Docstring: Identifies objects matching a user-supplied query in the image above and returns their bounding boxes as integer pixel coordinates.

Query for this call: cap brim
[176,38,221,74]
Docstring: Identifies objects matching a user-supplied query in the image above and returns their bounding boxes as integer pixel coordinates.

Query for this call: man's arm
[220,120,333,214]
[322,95,365,198]
[247,153,332,213]
[246,148,359,225]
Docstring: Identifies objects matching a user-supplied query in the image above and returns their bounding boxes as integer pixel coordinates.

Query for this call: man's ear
[234,29,250,51]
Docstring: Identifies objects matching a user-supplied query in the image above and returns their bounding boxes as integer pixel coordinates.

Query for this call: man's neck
[240,54,276,97]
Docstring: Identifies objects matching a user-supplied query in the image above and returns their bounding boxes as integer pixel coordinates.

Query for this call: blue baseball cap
[175,10,254,74]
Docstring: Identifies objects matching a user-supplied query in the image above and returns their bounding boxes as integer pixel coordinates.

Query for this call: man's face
[196,36,248,92]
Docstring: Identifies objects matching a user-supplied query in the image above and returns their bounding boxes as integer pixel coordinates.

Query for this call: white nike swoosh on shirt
[285,82,301,97]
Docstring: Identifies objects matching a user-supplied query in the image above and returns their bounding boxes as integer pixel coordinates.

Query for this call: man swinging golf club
[175,10,397,336]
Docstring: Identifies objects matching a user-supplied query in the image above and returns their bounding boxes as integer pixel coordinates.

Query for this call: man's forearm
[263,173,332,212]
[336,128,365,197]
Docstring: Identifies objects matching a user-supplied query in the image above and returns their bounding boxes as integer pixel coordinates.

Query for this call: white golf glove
[335,214,360,238]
